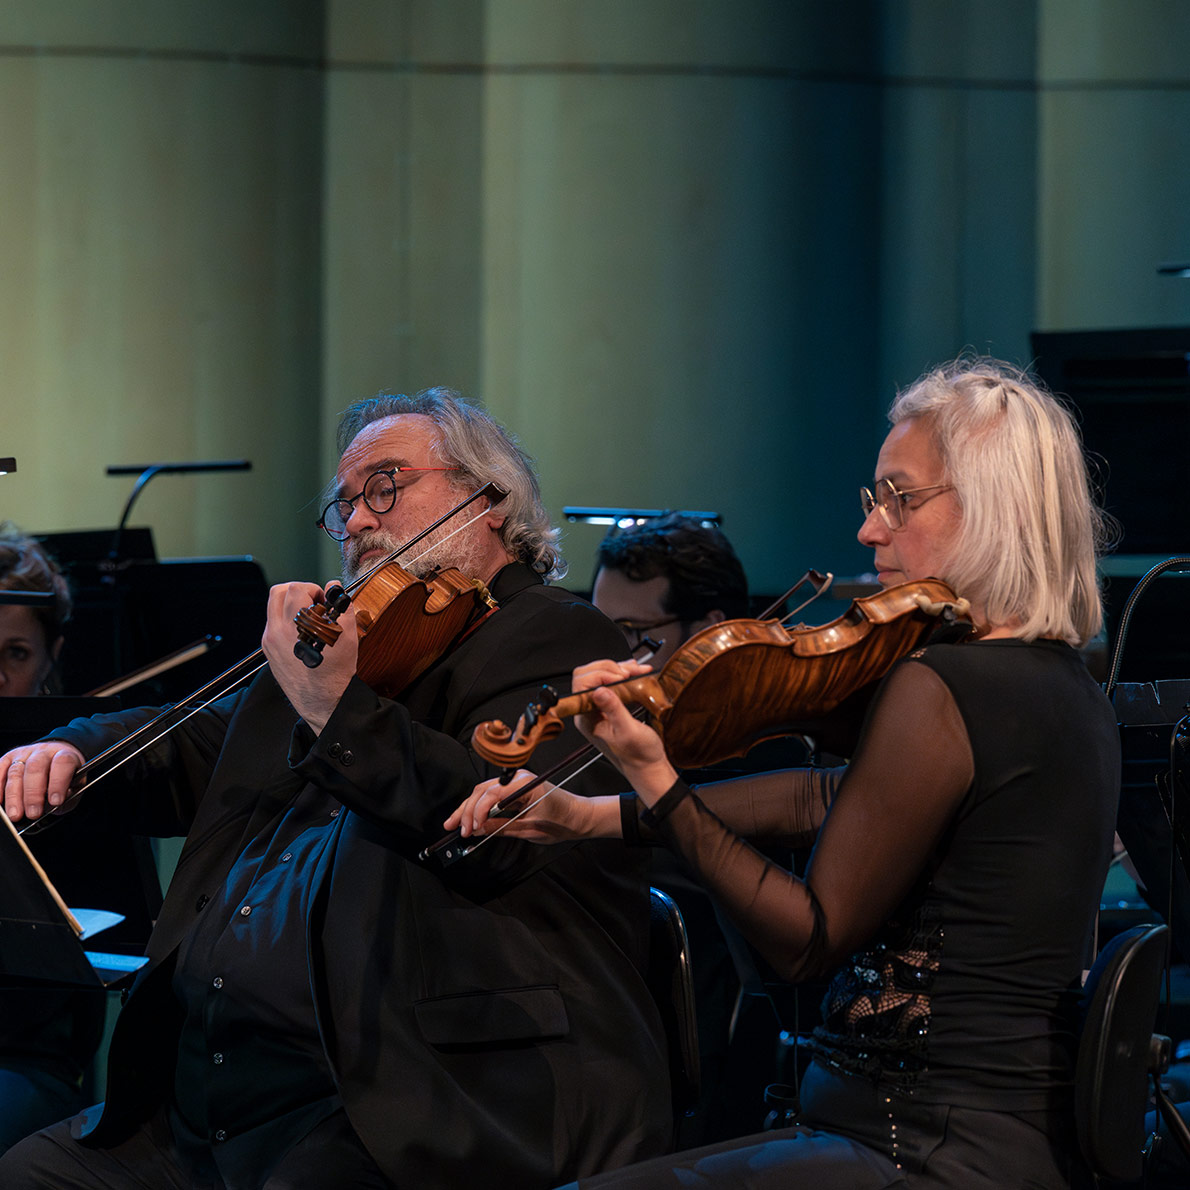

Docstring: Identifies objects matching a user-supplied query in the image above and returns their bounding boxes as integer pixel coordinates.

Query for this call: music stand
[1114,679,1190,962]
[0,810,147,990]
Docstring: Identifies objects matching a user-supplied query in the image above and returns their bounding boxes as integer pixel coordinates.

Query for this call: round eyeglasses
[860,478,953,531]
[318,467,462,542]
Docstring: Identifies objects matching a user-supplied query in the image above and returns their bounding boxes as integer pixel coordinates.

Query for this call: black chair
[1075,922,1190,1186]
[646,886,701,1145]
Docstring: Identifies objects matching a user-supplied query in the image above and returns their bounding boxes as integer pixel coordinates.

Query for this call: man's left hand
[262,581,359,734]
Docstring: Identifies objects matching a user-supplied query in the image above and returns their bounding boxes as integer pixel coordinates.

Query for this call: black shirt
[648,638,1119,1112]
[171,784,343,1188]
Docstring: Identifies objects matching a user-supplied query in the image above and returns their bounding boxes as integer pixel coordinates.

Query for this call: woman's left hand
[571,659,678,805]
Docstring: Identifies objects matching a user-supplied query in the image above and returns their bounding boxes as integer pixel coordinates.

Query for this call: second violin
[470,577,971,771]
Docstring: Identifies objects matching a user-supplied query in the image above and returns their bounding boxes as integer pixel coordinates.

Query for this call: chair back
[1075,922,1169,1183]
[646,886,702,1133]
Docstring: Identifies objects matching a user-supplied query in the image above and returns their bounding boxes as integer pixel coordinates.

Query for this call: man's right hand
[1,743,85,823]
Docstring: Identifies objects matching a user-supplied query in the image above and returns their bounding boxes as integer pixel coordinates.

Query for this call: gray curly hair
[335,388,566,580]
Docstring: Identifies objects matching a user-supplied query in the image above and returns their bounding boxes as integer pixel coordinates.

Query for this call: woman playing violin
[447,357,1120,1189]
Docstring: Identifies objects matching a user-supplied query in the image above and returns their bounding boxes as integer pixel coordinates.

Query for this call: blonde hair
[889,358,1108,646]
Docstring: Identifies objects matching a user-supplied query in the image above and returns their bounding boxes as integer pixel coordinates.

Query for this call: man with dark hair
[592,513,749,670]
[0,389,670,1189]
[589,513,796,1143]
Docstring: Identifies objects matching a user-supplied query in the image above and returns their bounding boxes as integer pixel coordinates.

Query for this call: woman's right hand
[444,770,596,843]
[1,742,85,823]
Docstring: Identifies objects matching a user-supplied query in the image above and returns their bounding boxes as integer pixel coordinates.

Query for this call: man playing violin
[0,389,671,1189]
[590,513,819,1144]
[449,358,1121,1189]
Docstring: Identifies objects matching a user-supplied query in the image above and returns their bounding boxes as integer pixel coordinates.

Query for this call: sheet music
[72,908,125,941]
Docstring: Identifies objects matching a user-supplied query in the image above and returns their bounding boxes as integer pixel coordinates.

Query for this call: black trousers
[0,1105,392,1190]
[557,1062,1073,1190]
[0,1061,84,1157]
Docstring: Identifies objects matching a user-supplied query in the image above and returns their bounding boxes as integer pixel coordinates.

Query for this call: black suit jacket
[55,564,671,1188]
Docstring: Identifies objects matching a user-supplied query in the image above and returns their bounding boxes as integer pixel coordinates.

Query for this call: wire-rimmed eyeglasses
[318,467,462,542]
[860,478,953,531]
[613,615,683,650]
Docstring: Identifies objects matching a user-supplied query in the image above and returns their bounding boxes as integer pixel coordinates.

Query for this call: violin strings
[345,506,493,591]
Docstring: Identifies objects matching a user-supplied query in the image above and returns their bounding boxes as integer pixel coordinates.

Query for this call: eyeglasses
[318,467,461,542]
[613,616,683,650]
[860,478,953,530]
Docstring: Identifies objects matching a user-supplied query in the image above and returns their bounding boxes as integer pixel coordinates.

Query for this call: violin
[293,562,496,697]
[470,578,971,773]
[290,479,506,689]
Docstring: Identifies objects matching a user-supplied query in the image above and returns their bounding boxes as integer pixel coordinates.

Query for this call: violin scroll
[472,685,568,775]
[293,585,353,668]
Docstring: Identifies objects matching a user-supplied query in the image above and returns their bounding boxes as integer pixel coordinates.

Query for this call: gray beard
[342,525,488,587]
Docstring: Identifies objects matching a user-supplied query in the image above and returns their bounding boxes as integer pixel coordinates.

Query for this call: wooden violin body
[294,564,496,698]
[471,577,970,769]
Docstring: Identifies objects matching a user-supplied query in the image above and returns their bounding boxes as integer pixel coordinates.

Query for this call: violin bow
[759,568,833,622]
[418,637,663,865]
[16,486,509,838]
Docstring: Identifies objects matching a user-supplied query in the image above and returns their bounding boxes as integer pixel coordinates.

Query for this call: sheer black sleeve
[649,659,974,982]
[623,765,843,846]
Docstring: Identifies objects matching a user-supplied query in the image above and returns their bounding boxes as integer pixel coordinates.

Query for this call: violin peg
[293,639,325,669]
[326,585,351,615]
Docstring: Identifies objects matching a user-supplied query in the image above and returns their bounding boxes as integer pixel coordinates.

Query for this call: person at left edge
[0,388,671,1190]
[0,528,104,1157]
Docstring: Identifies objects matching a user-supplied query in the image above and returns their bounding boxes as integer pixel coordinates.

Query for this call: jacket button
[340,750,355,766]
[195,894,210,912]
[328,742,342,758]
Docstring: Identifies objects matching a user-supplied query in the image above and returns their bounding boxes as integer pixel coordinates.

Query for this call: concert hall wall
[1,2,1188,599]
